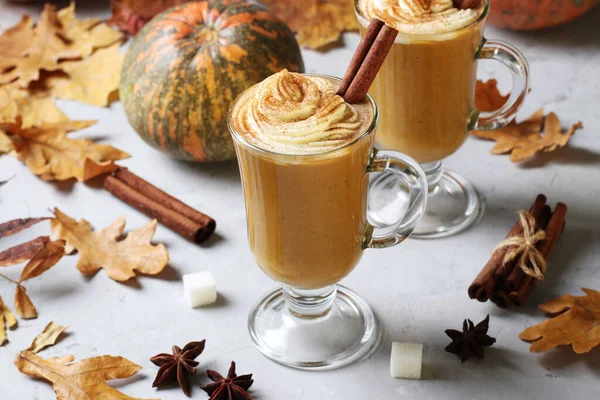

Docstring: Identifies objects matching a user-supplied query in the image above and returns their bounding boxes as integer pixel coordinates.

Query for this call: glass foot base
[247,285,381,370]
[369,169,484,239]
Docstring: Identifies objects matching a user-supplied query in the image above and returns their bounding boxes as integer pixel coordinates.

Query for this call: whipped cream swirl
[358,0,484,34]
[232,70,367,154]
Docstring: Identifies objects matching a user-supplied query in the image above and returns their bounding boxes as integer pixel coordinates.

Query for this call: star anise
[445,315,496,362]
[201,361,254,400]
[150,340,206,396]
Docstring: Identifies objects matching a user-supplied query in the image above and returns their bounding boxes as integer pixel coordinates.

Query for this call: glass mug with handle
[356,0,529,238]
[229,72,428,370]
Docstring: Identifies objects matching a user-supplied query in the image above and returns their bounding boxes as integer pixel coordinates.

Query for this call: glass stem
[283,285,337,319]
[421,161,444,193]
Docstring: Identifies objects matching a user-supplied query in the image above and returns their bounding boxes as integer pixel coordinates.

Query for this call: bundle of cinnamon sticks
[104,167,216,244]
[468,194,566,308]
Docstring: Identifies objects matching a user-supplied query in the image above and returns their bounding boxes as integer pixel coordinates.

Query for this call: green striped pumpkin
[120,0,305,162]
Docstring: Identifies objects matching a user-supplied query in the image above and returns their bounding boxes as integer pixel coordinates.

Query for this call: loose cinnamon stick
[338,18,398,104]
[468,194,547,301]
[113,167,214,228]
[104,169,216,244]
[505,205,552,291]
[509,203,567,305]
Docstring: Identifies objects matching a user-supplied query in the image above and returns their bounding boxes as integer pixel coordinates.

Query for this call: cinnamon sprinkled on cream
[231,70,373,154]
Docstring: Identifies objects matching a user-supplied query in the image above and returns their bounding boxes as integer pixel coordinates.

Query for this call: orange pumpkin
[488,0,598,30]
[120,0,304,162]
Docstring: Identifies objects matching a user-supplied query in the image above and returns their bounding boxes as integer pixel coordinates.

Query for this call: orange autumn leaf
[15,351,152,400]
[0,295,17,346]
[0,85,68,127]
[38,44,124,107]
[1,120,129,181]
[15,284,37,319]
[473,79,583,162]
[50,209,169,282]
[475,79,509,113]
[261,0,358,48]
[520,288,600,354]
[26,321,68,354]
[0,4,122,88]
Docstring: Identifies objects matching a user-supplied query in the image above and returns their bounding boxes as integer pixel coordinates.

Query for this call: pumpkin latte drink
[356,0,530,238]
[229,70,428,369]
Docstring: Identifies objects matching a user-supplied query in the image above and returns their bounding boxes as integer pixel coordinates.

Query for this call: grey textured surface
[1,1,599,399]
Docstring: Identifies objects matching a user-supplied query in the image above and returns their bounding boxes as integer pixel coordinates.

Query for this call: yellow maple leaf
[2,120,129,181]
[520,288,600,354]
[0,85,68,127]
[0,4,123,88]
[0,295,17,346]
[15,351,153,400]
[50,209,169,282]
[42,44,124,107]
[57,3,123,57]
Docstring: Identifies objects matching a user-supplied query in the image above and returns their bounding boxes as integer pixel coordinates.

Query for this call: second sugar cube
[183,271,217,308]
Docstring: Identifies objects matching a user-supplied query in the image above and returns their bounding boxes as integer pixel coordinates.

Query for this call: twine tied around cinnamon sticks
[493,211,547,280]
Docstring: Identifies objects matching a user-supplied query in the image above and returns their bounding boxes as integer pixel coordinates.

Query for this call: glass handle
[473,39,530,131]
[364,149,428,249]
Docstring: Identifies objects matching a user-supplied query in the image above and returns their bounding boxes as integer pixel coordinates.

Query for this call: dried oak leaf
[37,43,124,107]
[1,119,129,181]
[473,79,584,162]
[26,321,68,353]
[0,236,51,267]
[0,129,13,154]
[0,295,17,346]
[50,208,169,282]
[475,79,509,113]
[0,4,122,88]
[261,0,358,49]
[520,288,600,354]
[15,351,153,400]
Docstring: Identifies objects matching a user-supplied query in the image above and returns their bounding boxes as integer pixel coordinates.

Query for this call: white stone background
[0,1,599,399]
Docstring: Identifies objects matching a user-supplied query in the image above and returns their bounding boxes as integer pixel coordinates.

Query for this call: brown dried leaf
[472,80,583,162]
[26,321,68,353]
[15,284,37,319]
[15,351,153,400]
[40,44,124,107]
[520,288,600,354]
[108,0,188,35]
[1,120,129,181]
[0,217,48,238]
[475,79,509,113]
[0,236,51,267]
[0,295,17,346]
[50,209,169,282]
[262,0,358,48]
[19,240,65,283]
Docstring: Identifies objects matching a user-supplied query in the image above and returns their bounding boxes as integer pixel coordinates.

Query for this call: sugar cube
[390,342,423,380]
[183,271,217,308]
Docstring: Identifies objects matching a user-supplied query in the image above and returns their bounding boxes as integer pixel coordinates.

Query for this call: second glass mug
[229,75,428,370]
[355,0,530,238]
